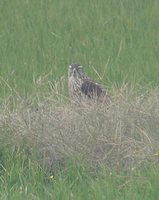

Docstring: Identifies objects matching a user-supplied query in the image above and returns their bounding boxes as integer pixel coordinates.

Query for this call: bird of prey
[68,63,111,105]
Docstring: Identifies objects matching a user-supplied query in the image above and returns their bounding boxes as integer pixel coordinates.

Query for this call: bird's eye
[69,65,72,70]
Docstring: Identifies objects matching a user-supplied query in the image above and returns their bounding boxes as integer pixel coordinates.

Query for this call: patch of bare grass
[0,87,159,172]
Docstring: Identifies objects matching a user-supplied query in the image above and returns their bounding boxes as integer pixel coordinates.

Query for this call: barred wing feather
[81,80,104,98]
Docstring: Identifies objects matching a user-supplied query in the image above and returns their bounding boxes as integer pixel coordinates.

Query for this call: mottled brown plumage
[68,64,111,105]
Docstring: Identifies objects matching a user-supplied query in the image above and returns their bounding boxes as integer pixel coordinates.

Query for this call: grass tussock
[1,87,159,173]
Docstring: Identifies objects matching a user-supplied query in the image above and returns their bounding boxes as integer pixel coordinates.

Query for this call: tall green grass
[1,1,159,199]
[0,0,159,98]
[0,146,159,200]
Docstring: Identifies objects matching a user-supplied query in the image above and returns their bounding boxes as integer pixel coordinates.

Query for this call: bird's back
[81,79,111,104]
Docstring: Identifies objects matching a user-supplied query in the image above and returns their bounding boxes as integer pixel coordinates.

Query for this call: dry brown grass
[0,86,159,172]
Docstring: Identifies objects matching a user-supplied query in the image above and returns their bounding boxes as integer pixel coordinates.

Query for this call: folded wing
[81,80,104,98]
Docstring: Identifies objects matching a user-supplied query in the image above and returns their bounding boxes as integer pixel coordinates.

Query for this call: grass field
[1,0,159,97]
[0,0,159,199]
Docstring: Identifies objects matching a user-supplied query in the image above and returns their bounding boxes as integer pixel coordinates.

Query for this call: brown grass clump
[0,87,159,172]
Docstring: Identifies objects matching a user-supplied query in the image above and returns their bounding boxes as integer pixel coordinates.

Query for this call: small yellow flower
[49,175,54,180]
[154,152,159,156]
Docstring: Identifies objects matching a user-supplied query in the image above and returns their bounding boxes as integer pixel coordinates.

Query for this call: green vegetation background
[0,1,159,199]
[0,0,159,98]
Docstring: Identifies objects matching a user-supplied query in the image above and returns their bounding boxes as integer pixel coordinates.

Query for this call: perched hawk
[68,63,111,105]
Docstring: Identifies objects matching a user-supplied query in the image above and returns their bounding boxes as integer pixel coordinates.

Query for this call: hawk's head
[68,64,84,78]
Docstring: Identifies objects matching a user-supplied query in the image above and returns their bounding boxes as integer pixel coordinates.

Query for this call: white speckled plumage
[68,64,111,105]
